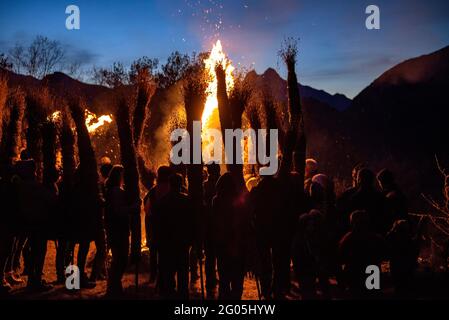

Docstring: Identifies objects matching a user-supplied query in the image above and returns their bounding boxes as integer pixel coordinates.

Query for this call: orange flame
[49,110,112,134]
[49,111,61,122]
[202,40,234,126]
[85,109,113,133]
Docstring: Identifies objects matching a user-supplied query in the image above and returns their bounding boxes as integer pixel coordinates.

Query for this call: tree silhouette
[228,73,252,187]
[25,88,50,181]
[9,35,65,78]
[157,51,191,90]
[132,69,157,191]
[69,97,102,215]
[215,64,252,188]
[0,88,25,177]
[183,59,207,204]
[114,91,142,265]
[59,108,76,198]
[91,62,128,88]
[0,53,13,71]
[0,76,8,152]
[278,37,306,188]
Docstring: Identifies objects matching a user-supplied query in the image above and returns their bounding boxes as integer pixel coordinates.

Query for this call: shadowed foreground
[8,242,260,300]
[7,242,449,300]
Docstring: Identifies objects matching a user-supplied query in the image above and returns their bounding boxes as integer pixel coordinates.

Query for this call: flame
[49,110,112,134]
[202,40,234,126]
[85,109,113,133]
[50,111,61,122]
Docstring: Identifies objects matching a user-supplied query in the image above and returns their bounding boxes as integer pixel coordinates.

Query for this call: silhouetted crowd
[0,152,423,300]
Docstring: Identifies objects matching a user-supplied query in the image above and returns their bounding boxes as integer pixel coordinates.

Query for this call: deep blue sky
[1,0,448,98]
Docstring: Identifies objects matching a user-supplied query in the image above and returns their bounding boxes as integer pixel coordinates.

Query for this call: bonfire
[50,109,113,134]
[202,40,234,127]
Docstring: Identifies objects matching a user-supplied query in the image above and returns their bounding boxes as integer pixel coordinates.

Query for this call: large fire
[49,110,113,134]
[202,40,235,126]
[84,109,113,133]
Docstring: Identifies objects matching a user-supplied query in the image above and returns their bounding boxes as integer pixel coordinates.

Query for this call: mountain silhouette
[1,69,110,113]
[246,67,352,111]
[342,45,449,208]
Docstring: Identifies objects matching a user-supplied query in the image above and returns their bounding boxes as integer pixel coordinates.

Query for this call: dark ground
[6,242,449,300]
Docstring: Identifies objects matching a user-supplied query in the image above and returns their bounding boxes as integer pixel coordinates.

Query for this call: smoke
[145,83,185,168]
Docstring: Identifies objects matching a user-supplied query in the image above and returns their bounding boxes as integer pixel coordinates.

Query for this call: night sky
[1,0,448,98]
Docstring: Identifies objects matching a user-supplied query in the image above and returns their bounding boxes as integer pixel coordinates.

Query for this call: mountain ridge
[246,67,352,111]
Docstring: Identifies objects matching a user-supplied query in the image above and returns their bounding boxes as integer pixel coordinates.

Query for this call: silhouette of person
[104,165,139,296]
[90,158,113,282]
[13,159,57,292]
[348,168,389,235]
[302,174,337,297]
[3,235,26,286]
[212,173,250,300]
[386,220,419,296]
[55,160,76,284]
[309,174,336,217]
[70,168,97,289]
[274,170,308,299]
[250,175,281,299]
[203,162,221,297]
[152,173,194,299]
[336,163,365,235]
[338,210,387,297]
[293,209,329,299]
[304,158,318,193]
[143,165,172,283]
[2,150,33,290]
[377,169,408,223]
[0,164,18,295]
